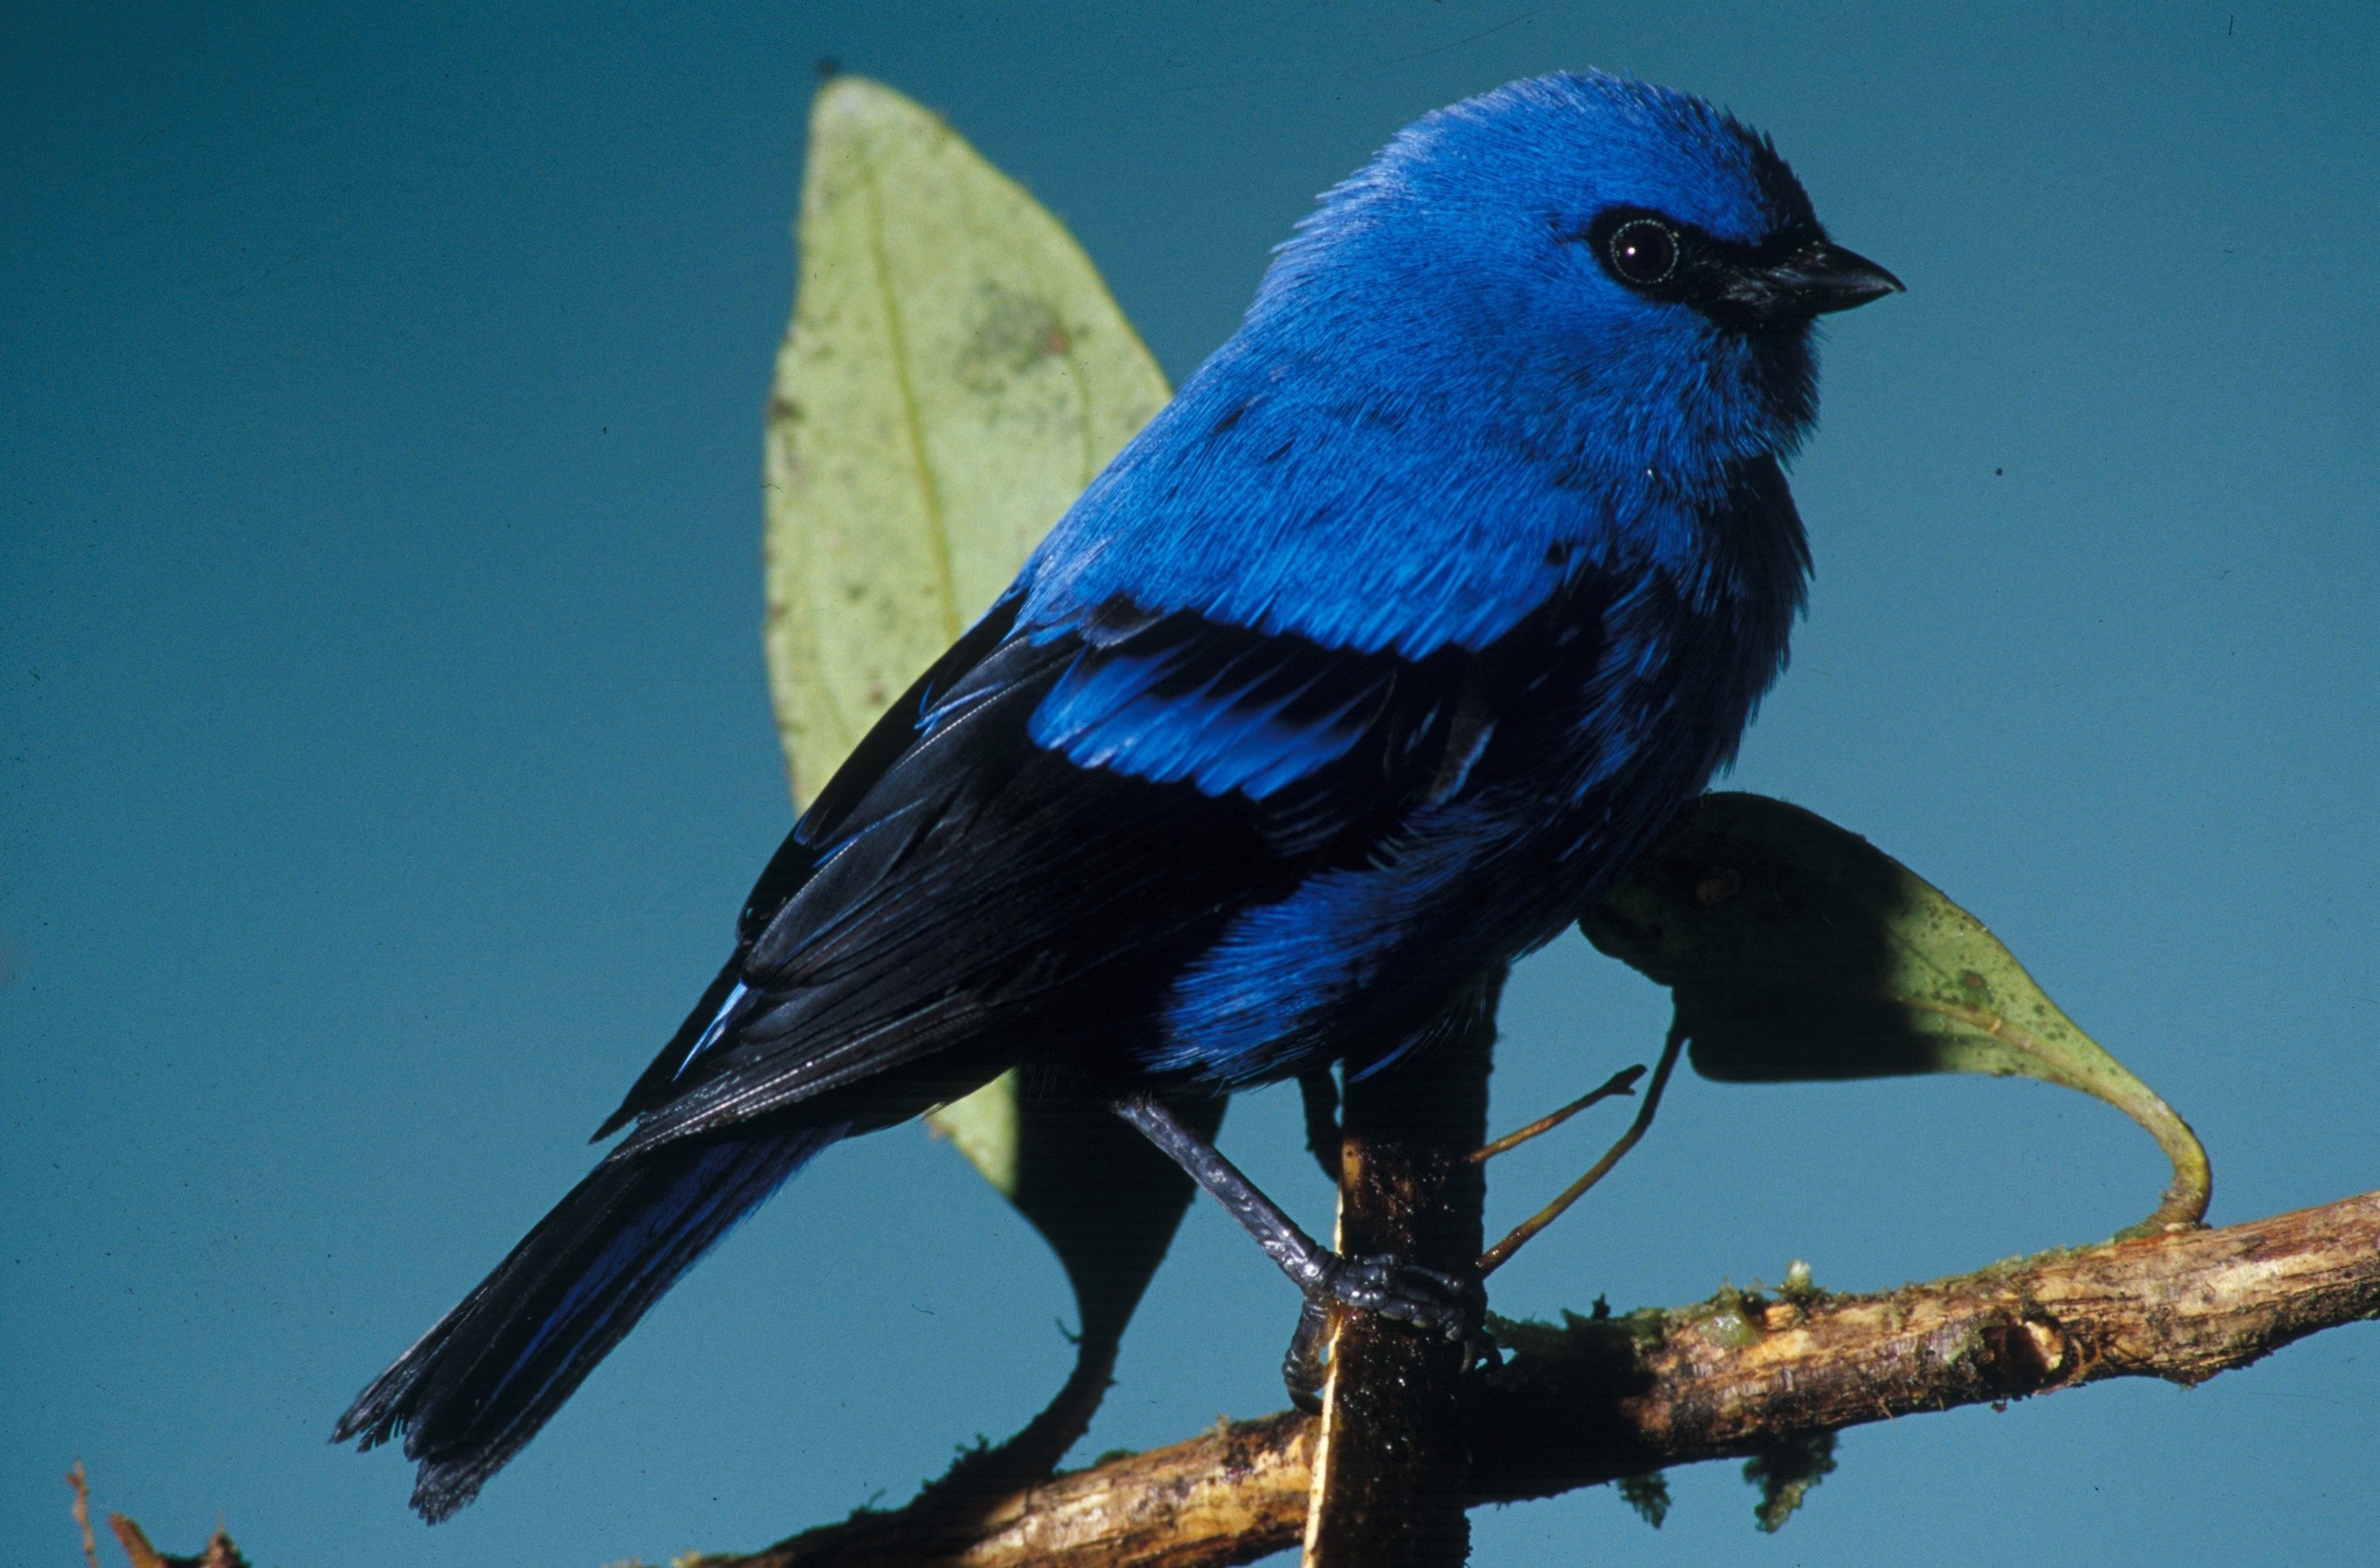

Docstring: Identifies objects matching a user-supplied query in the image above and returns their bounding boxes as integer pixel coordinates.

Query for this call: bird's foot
[1322,1251,1483,1334]
[1282,1252,1498,1410]
[1104,1092,1501,1409]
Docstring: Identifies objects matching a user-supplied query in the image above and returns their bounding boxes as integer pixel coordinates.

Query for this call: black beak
[1723,240,1904,324]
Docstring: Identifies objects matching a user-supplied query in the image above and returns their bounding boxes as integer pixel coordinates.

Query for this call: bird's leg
[1109,1091,1484,1354]
[1476,1019,1686,1275]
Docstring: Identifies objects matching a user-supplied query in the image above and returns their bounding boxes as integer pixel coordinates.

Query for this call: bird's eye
[1606,219,1679,286]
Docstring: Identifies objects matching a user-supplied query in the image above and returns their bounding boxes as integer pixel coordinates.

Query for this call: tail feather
[334,1124,841,1521]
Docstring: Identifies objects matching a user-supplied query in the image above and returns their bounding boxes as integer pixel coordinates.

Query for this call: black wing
[598,585,1590,1156]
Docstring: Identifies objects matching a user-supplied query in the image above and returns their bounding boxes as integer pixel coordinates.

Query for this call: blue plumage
[338,71,1898,1518]
[1021,75,1820,658]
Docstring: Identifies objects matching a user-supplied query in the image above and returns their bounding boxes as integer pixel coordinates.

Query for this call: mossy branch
[689,1187,2380,1568]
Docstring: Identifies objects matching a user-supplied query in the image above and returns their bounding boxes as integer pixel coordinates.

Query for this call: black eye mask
[1580,205,1901,328]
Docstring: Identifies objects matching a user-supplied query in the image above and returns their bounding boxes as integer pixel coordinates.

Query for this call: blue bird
[336,71,1898,1519]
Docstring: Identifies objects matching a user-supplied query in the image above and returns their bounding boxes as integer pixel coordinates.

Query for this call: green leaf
[1580,792,2210,1238]
[762,75,1202,1473]
[918,1064,1223,1489]
[923,1068,1224,1350]
[764,74,1168,805]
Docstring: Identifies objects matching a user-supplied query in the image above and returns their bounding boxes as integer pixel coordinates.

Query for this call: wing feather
[604,586,1610,1154]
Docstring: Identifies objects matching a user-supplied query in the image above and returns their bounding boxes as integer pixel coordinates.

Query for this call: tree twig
[1476,1021,1683,1276]
[706,1187,2380,1568]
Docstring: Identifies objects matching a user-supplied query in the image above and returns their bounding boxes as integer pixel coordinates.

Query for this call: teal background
[5,3,2375,1562]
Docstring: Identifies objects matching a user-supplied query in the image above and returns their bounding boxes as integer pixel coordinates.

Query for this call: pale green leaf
[762,76,1203,1474]
[1581,792,2210,1237]
[764,73,1169,804]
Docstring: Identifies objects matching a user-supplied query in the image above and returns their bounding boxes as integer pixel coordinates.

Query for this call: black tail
[333,1124,840,1520]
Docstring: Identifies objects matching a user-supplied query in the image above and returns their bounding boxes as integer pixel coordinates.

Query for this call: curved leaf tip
[1582,792,2210,1236]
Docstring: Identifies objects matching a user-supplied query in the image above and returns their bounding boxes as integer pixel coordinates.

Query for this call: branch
[1303,976,1499,1566]
[708,1188,2380,1568]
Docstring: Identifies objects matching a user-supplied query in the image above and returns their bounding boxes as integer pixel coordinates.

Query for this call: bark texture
[703,1188,2380,1568]
[1302,979,1498,1566]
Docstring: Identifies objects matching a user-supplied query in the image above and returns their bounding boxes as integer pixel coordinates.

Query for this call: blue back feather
[1008,71,1819,833]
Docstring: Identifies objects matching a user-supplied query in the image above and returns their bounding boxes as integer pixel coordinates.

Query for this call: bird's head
[1254,72,1900,485]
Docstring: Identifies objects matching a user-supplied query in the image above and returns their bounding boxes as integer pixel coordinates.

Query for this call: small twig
[1468,1064,1643,1164]
[106,1516,248,1568]
[109,1514,170,1568]
[1477,1019,1685,1275]
[67,1463,100,1568]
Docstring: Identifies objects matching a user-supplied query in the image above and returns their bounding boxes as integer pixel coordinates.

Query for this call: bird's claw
[1283,1252,1499,1408]
[1321,1252,1484,1338]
